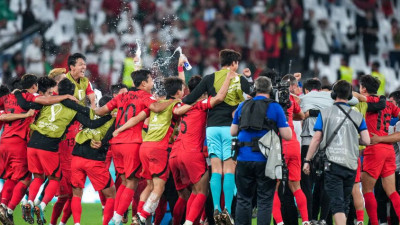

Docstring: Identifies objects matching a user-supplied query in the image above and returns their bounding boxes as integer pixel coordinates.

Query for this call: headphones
[330,80,353,100]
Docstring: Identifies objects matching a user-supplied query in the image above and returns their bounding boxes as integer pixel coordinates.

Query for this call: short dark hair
[131,70,151,87]
[164,77,184,97]
[304,79,322,91]
[0,85,10,97]
[389,91,400,106]
[20,74,38,89]
[255,77,272,94]
[111,83,128,95]
[259,68,278,86]
[360,75,380,94]
[321,85,332,90]
[38,77,57,93]
[333,80,352,99]
[188,75,202,92]
[219,49,241,67]
[281,74,297,86]
[68,53,86,70]
[9,77,21,91]
[99,95,112,107]
[58,78,75,95]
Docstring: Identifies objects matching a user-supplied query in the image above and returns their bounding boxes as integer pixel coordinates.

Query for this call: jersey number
[116,104,136,128]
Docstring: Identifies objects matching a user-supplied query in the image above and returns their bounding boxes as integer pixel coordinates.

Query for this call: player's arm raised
[112,110,147,137]
[210,70,237,107]
[34,94,78,105]
[173,103,192,116]
[0,109,35,121]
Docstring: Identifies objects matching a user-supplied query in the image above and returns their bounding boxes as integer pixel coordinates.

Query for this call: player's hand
[370,133,381,144]
[112,129,120,137]
[67,95,79,103]
[26,109,35,117]
[11,89,21,94]
[242,68,251,77]
[294,73,301,81]
[302,163,310,175]
[90,140,102,149]
[111,111,117,118]
[178,55,186,67]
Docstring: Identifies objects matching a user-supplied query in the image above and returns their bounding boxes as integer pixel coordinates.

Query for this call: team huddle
[0,49,400,225]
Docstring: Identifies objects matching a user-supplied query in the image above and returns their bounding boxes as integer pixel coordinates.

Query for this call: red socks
[50,197,68,224]
[173,197,187,225]
[114,184,126,211]
[364,192,378,225]
[71,196,82,224]
[8,182,28,210]
[131,197,138,215]
[389,192,400,219]
[41,180,60,204]
[61,198,72,224]
[103,198,115,225]
[187,194,207,222]
[186,194,196,217]
[28,178,45,202]
[116,187,134,216]
[137,200,145,215]
[153,197,167,225]
[1,179,17,205]
[272,191,283,223]
[356,209,364,222]
[99,191,106,207]
[293,189,309,221]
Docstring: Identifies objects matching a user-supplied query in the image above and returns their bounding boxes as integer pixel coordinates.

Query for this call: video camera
[272,80,291,111]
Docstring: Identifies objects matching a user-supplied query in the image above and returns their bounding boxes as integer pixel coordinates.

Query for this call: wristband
[304,159,311,164]
[178,66,184,72]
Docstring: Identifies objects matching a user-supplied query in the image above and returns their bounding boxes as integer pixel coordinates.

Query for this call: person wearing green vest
[16,78,112,225]
[121,49,141,88]
[182,49,251,223]
[371,61,386,96]
[66,53,96,108]
[337,57,354,84]
[70,95,117,225]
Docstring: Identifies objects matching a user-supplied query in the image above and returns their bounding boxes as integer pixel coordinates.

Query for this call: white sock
[39,202,46,211]
[74,223,81,225]
[139,214,146,222]
[21,198,28,205]
[184,221,194,225]
[277,222,284,225]
[0,203,6,208]
[28,200,34,207]
[302,222,310,225]
[59,222,66,225]
[113,213,123,222]
[34,199,41,206]
[7,208,13,214]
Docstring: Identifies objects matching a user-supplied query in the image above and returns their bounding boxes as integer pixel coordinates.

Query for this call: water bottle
[135,49,141,66]
[181,54,192,70]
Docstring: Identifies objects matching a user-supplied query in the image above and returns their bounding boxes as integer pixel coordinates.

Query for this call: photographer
[231,76,292,225]
[303,80,370,225]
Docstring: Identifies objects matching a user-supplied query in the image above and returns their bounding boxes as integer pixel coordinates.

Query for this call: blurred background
[0,0,399,94]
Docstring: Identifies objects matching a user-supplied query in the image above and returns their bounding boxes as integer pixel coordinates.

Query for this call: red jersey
[283,95,301,144]
[366,95,400,148]
[0,92,37,140]
[106,89,156,144]
[175,97,212,152]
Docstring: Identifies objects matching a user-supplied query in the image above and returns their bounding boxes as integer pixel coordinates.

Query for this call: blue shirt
[314,103,367,132]
[232,96,289,162]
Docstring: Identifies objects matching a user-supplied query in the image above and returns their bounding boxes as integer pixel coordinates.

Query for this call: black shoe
[0,205,9,225]
[131,214,145,225]
[34,206,45,225]
[213,209,222,225]
[122,209,129,223]
[22,204,34,224]
[221,209,234,225]
[5,211,14,225]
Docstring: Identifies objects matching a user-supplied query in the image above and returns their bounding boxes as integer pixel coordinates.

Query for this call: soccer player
[272,74,308,225]
[70,96,116,225]
[94,70,172,225]
[0,74,77,225]
[182,49,251,224]
[173,71,237,225]
[115,77,192,225]
[17,78,112,225]
[359,75,400,225]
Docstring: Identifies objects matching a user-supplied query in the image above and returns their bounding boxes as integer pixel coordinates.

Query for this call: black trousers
[324,163,356,215]
[235,161,276,225]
